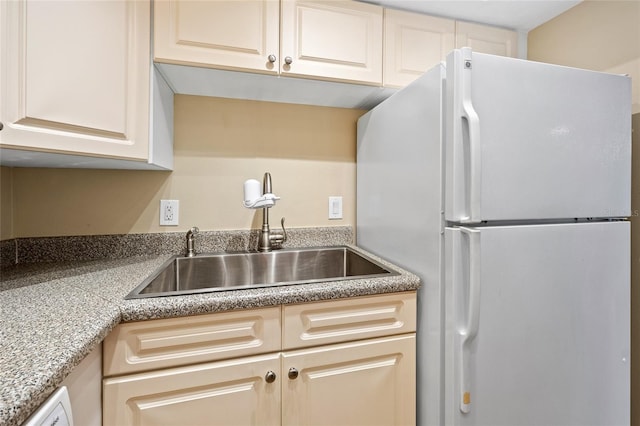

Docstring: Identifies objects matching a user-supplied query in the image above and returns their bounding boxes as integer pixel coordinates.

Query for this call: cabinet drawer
[283,292,416,349]
[104,307,281,376]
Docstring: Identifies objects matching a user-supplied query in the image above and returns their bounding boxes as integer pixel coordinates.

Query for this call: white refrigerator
[356,48,631,426]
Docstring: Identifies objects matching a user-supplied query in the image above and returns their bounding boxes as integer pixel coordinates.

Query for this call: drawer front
[104,307,281,376]
[283,292,416,349]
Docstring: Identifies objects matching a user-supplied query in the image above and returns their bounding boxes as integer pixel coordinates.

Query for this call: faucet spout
[258,172,286,251]
[263,172,272,195]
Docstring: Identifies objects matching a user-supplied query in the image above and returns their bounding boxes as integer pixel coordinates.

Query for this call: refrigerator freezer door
[445,48,631,223]
[445,222,629,426]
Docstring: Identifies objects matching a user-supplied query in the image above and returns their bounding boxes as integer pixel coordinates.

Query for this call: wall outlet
[328,196,343,220]
[160,200,179,226]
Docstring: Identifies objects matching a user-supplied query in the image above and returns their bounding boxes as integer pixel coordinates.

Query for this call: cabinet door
[103,353,281,426]
[281,0,383,85]
[282,335,416,426]
[154,0,280,74]
[0,0,152,160]
[455,21,518,58]
[383,9,454,88]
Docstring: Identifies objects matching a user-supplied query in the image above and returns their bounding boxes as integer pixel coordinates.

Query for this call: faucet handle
[269,217,288,249]
[280,217,287,243]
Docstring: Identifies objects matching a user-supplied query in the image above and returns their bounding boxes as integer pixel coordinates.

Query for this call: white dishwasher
[23,386,74,426]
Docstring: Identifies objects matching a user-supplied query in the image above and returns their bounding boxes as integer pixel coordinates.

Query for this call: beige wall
[528,0,640,114]
[0,166,13,240]
[530,2,640,421]
[3,95,364,238]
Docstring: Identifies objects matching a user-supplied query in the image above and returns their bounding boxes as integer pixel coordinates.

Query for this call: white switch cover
[160,200,179,226]
[328,196,343,220]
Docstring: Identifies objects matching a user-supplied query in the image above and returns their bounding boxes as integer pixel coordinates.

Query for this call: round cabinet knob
[265,371,277,383]
[284,56,293,65]
[268,54,276,63]
[288,367,299,380]
[0,122,3,131]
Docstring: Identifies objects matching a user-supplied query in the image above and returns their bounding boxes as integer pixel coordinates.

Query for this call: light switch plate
[328,196,343,220]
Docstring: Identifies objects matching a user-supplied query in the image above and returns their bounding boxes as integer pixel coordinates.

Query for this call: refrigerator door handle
[459,226,481,414]
[460,47,482,223]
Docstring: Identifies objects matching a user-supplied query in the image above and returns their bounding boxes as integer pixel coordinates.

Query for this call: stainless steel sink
[126,246,398,299]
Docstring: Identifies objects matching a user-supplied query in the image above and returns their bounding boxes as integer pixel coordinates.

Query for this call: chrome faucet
[186,226,199,257]
[258,172,287,251]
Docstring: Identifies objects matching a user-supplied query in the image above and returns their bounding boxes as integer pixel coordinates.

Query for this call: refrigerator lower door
[445,221,629,426]
[445,48,631,223]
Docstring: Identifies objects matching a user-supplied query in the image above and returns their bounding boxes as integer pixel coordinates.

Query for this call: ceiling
[361,0,582,31]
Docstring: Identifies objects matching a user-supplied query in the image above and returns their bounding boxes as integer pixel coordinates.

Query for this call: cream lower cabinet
[103,306,282,425]
[282,335,415,425]
[104,336,414,426]
[103,292,417,426]
[104,353,281,425]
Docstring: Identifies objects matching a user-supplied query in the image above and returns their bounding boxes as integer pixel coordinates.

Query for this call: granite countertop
[0,245,420,426]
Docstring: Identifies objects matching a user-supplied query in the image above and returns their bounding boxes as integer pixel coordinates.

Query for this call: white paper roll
[243,179,261,203]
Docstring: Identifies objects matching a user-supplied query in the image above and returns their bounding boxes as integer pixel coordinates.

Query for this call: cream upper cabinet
[280,0,383,85]
[383,10,518,88]
[154,0,280,74]
[455,21,518,58]
[0,0,172,169]
[154,0,384,85]
[383,8,455,88]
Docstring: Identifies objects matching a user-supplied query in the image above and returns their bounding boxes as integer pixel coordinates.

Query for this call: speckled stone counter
[0,231,420,426]
[0,256,168,426]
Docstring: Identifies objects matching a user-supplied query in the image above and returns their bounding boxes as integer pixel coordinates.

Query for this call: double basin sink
[127,246,398,299]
